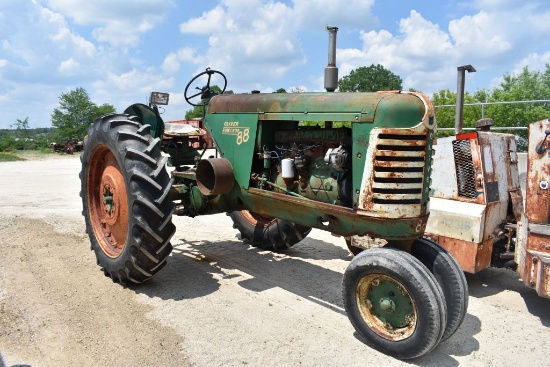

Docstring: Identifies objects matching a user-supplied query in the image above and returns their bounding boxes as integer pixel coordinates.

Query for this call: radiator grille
[452,139,477,198]
[372,133,427,205]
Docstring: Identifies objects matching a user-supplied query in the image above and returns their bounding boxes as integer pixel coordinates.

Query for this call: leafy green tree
[185,105,207,120]
[0,131,15,152]
[184,85,223,120]
[431,89,482,135]
[338,64,403,92]
[10,117,37,150]
[96,103,117,119]
[51,87,115,141]
[275,88,287,93]
[11,117,31,138]
[432,64,550,150]
[484,65,550,130]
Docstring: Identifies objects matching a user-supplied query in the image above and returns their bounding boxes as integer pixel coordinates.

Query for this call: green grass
[0,152,25,162]
[0,149,59,162]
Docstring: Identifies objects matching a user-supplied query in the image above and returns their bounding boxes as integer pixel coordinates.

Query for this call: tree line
[2,64,549,152]
[0,87,115,151]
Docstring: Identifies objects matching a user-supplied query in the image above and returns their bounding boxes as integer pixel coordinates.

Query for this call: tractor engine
[256,127,353,208]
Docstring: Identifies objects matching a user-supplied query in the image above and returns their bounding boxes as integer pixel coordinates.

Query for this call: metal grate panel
[372,133,426,205]
[452,139,477,198]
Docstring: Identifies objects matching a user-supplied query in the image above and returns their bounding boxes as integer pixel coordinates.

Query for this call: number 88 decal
[236,128,250,145]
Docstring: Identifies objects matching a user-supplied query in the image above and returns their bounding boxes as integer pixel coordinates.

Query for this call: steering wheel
[184,68,227,107]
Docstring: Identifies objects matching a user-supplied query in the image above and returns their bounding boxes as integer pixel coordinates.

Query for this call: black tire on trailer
[80,114,176,284]
[227,210,311,251]
[342,247,447,359]
[411,237,468,342]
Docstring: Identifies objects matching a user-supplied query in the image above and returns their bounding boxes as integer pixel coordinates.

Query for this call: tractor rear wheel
[342,247,446,359]
[411,237,468,342]
[80,114,176,284]
[228,210,311,251]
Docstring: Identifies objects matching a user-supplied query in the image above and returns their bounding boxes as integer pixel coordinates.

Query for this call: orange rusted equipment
[516,120,550,297]
[425,66,550,298]
[426,130,523,273]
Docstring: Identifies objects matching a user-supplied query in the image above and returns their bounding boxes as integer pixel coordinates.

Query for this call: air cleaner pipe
[455,64,476,134]
[324,25,339,92]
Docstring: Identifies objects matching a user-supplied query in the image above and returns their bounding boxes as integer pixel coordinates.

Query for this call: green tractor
[80,68,467,359]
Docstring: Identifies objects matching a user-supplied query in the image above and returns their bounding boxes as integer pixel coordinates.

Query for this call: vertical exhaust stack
[455,65,476,134]
[324,26,339,92]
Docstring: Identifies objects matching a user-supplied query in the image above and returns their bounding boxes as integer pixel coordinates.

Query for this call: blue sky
[1,0,549,129]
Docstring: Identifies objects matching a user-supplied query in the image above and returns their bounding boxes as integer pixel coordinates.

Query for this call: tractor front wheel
[342,247,446,359]
[80,114,176,284]
[411,237,468,342]
[228,210,311,251]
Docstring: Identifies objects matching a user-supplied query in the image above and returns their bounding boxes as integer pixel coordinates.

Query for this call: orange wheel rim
[240,210,276,227]
[86,145,129,258]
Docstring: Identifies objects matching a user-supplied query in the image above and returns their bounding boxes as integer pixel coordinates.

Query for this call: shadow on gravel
[347,312,482,367]
[0,352,32,367]
[130,235,482,364]
[408,313,482,367]
[287,237,352,261]
[132,236,349,315]
[466,268,550,327]
[127,242,222,301]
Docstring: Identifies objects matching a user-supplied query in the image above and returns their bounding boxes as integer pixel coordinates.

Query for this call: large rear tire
[342,247,446,359]
[228,210,311,251]
[411,237,468,341]
[80,114,176,284]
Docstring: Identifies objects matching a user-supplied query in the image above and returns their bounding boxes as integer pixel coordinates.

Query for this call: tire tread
[80,113,175,284]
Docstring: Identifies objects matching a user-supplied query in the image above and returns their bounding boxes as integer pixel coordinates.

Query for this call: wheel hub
[100,167,124,226]
[356,274,417,340]
[379,298,396,312]
[103,186,114,214]
[87,148,129,258]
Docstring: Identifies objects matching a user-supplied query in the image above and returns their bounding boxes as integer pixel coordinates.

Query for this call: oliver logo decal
[222,121,250,145]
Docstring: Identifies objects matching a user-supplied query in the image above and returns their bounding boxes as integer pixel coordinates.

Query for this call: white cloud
[58,58,80,75]
[337,11,456,93]
[513,52,550,75]
[162,47,204,74]
[0,0,173,128]
[179,0,312,89]
[449,12,511,56]
[93,69,173,94]
[179,6,229,34]
[449,2,550,65]
[337,2,550,95]
[46,0,174,46]
[91,68,177,114]
[177,0,379,91]
[1,0,549,129]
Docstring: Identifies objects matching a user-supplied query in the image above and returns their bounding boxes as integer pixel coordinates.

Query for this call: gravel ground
[0,154,549,367]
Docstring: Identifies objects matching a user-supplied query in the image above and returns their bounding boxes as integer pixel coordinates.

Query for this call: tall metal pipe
[455,65,476,134]
[324,26,339,92]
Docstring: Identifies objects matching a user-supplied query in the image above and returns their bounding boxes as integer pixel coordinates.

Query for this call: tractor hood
[207,91,429,128]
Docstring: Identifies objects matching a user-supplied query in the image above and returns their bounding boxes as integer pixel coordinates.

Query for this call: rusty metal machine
[426,130,523,272]
[79,29,468,359]
[425,66,550,298]
[516,120,550,297]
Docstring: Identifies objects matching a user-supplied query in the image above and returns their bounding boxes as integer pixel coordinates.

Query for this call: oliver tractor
[79,68,467,359]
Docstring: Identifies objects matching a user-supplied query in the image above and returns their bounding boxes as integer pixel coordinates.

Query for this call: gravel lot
[1,154,549,366]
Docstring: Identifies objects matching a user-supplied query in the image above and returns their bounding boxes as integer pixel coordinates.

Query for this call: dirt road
[1,155,549,366]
